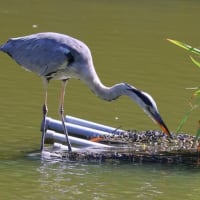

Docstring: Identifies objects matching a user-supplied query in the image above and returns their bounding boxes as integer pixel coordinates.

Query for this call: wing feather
[1,34,73,76]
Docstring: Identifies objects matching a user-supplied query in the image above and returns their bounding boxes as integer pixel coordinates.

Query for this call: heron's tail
[0,44,4,51]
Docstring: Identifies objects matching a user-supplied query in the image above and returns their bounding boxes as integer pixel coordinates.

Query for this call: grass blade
[190,56,200,68]
[176,109,193,133]
[195,120,200,141]
[167,39,200,56]
[193,89,200,96]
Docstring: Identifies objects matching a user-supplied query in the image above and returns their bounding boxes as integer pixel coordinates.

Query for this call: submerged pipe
[44,117,113,139]
[53,143,82,151]
[53,143,112,153]
[45,130,111,148]
[65,115,124,134]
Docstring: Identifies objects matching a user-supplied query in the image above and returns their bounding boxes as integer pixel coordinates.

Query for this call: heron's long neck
[80,66,124,101]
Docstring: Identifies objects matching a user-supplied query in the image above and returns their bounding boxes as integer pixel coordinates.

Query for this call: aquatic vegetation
[167,39,200,138]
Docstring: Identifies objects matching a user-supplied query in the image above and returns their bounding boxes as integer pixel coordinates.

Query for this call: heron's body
[1,32,93,79]
[0,32,172,151]
[1,32,126,101]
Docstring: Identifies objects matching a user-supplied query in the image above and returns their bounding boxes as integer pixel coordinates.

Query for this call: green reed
[167,39,200,138]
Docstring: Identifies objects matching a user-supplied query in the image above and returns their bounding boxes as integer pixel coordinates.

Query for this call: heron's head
[124,84,172,138]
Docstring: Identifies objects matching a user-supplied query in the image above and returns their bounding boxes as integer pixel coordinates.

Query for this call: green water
[1,0,200,199]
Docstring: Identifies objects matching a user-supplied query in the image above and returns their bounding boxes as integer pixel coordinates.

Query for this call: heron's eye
[146,106,152,113]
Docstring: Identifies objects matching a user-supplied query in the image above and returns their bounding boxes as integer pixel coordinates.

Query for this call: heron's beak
[150,111,172,138]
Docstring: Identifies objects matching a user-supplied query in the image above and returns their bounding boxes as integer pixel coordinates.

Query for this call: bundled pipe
[53,143,81,151]
[65,115,124,134]
[53,143,111,152]
[45,117,115,139]
[41,116,200,164]
[45,130,111,148]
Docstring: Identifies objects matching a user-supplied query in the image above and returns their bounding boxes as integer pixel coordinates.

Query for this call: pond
[0,0,200,199]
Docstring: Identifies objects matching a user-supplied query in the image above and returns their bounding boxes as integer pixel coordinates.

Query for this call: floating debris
[101,130,198,151]
[32,24,38,28]
[41,116,200,164]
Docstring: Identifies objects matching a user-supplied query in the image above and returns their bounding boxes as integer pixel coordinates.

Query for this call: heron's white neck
[80,66,125,101]
[89,81,125,101]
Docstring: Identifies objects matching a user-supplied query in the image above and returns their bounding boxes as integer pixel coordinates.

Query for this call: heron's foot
[40,104,48,151]
[40,123,46,151]
[40,115,47,151]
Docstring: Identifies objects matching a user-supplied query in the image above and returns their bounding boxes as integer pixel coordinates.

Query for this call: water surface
[0,0,200,199]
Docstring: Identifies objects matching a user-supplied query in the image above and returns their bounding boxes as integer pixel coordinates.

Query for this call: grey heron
[0,32,172,152]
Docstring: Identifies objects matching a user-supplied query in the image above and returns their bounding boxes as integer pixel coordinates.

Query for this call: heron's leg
[40,78,49,151]
[59,79,72,152]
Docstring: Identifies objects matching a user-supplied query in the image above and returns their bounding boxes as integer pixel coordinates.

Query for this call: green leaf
[186,86,200,90]
[190,56,200,68]
[176,109,193,133]
[193,89,200,96]
[167,39,200,56]
[195,121,200,141]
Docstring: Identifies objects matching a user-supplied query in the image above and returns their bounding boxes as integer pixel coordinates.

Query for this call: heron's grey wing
[1,37,72,76]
